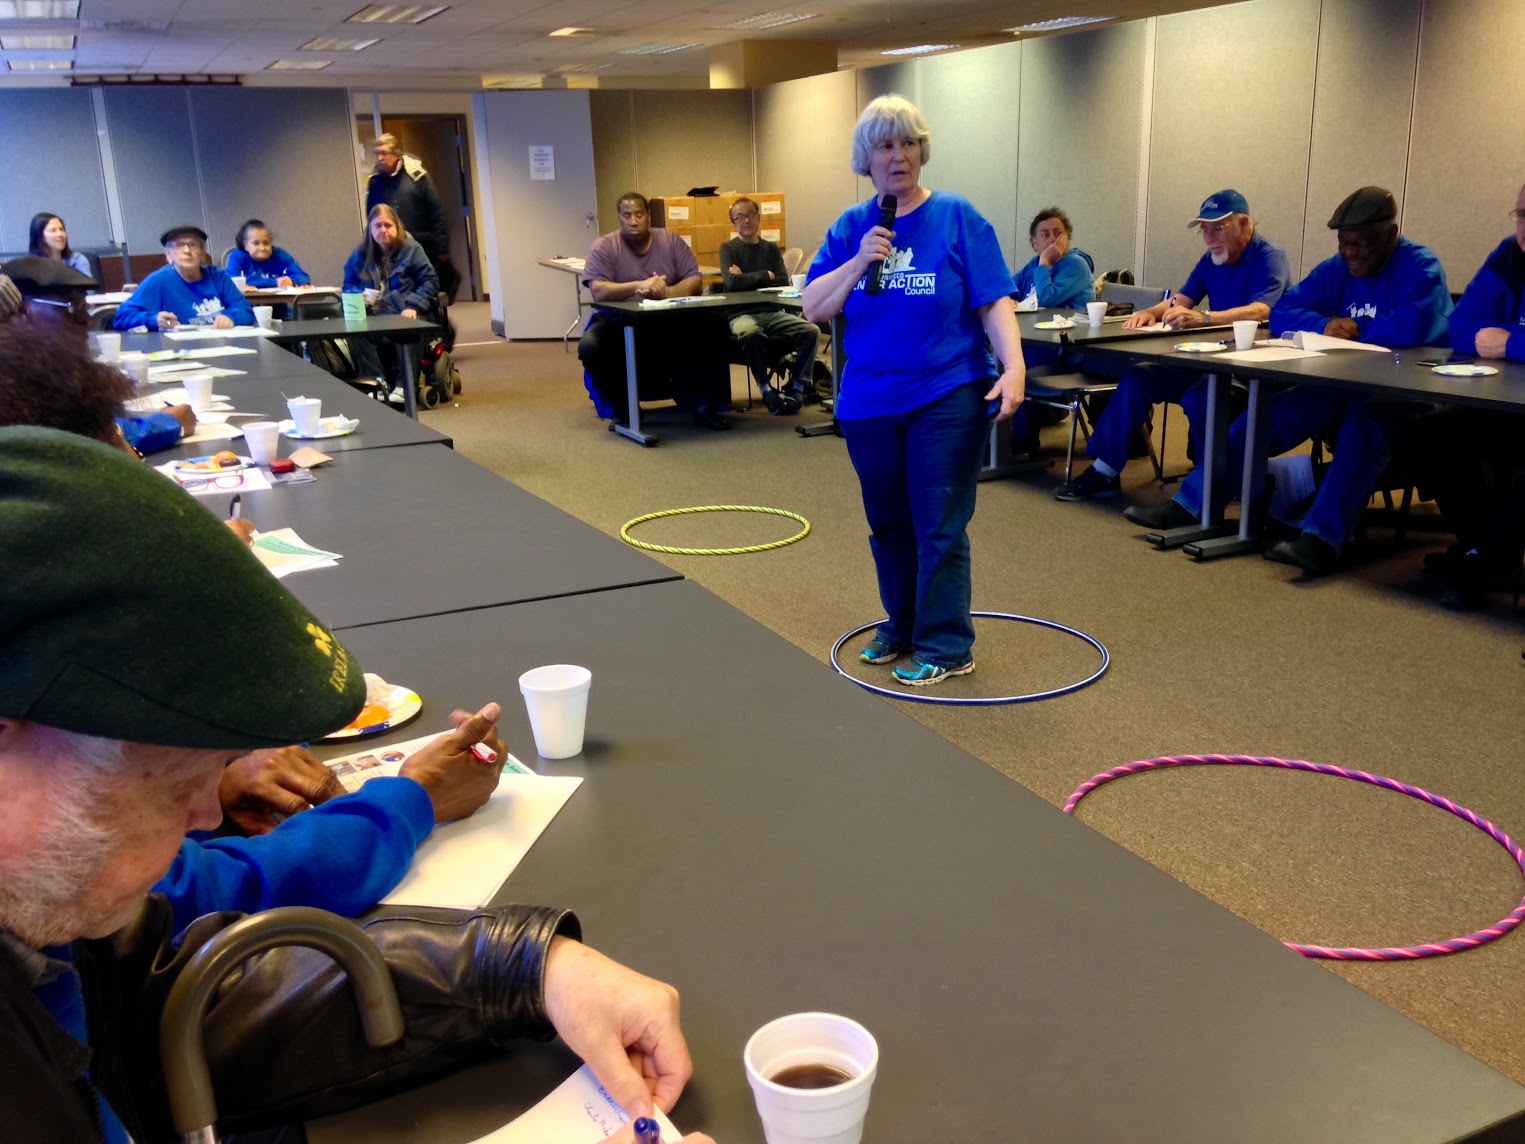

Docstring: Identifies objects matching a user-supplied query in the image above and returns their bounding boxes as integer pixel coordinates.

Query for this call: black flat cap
[1328,186,1397,229]
[0,255,98,293]
[0,427,366,748]
[160,224,209,246]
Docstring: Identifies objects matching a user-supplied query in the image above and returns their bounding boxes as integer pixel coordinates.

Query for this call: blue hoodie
[1013,247,1095,311]
[227,245,311,288]
[1450,235,1525,360]
[114,263,255,331]
[1271,236,1451,348]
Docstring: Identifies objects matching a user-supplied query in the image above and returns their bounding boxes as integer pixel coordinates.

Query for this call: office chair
[782,247,805,278]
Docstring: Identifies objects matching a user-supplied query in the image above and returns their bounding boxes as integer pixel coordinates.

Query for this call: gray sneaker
[1054,467,1120,501]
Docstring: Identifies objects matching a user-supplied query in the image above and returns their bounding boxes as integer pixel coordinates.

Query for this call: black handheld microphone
[864,194,898,295]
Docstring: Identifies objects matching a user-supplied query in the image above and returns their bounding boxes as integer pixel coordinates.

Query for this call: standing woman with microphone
[802,94,1024,686]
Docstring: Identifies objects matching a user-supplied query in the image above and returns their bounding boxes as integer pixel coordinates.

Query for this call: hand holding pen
[396,701,507,823]
[609,1120,715,1144]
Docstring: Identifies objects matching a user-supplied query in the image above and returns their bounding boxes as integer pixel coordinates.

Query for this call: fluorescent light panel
[0,1,79,17]
[0,32,73,47]
[881,43,957,55]
[299,36,379,50]
[7,57,70,68]
[549,26,595,37]
[552,62,610,72]
[616,42,701,55]
[268,59,332,69]
[711,11,819,30]
[346,4,445,25]
[1006,15,1111,32]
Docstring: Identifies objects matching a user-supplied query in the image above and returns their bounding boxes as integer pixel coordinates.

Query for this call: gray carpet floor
[422,303,1525,1084]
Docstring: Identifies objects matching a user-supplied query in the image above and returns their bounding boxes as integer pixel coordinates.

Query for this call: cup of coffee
[95,331,121,361]
[518,664,592,759]
[181,372,215,413]
[791,274,807,291]
[286,395,323,437]
[253,305,274,329]
[1232,320,1258,351]
[231,275,248,291]
[342,293,366,322]
[242,420,281,465]
[362,287,381,309]
[744,1012,878,1144]
[119,352,151,388]
[1086,300,1107,327]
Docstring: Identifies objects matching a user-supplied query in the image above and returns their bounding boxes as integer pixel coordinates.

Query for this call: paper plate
[1432,363,1498,378]
[168,454,252,474]
[1035,319,1073,330]
[319,685,423,741]
[278,416,359,439]
[1174,341,1225,353]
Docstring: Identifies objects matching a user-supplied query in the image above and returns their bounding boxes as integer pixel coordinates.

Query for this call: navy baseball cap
[1188,190,1249,228]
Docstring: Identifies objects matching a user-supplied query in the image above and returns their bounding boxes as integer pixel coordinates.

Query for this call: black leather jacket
[1,894,579,1142]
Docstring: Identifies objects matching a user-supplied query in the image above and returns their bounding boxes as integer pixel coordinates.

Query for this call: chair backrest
[292,291,342,320]
[782,247,804,277]
[221,246,237,268]
[90,303,118,331]
[1100,281,1172,311]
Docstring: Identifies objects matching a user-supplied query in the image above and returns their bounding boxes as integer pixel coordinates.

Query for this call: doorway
[356,114,480,302]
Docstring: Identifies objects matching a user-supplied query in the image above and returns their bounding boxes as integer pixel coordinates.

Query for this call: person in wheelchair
[343,203,440,404]
[719,197,821,415]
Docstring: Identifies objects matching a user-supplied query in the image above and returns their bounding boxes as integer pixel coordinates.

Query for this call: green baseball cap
[0,426,365,748]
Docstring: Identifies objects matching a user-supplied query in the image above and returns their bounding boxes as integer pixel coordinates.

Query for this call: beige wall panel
[755,69,861,265]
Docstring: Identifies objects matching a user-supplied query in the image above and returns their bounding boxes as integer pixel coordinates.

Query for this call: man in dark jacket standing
[366,133,458,301]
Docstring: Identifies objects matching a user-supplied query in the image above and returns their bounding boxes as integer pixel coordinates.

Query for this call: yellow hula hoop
[619,505,811,556]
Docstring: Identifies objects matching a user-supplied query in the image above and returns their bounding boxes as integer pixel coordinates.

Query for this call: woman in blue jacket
[29,212,90,276]
[227,218,310,288]
[343,203,439,396]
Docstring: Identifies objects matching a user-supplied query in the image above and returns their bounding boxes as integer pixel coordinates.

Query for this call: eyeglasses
[731,211,759,221]
[178,471,245,492]
[27,296,89,318]
[166,239,203,251]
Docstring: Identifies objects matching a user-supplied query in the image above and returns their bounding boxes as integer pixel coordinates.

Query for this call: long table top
[220,444,680,629]
[307,579,1525,1143]
[592,288,802,319]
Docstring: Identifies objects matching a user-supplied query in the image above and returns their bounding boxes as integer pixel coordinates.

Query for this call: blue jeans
[1173,386,1391,551]
[1086,365,1204,472]
[840,381,989,668]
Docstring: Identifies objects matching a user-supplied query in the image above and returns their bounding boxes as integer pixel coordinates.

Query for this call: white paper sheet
[468,1064,681,1143]
[1290,330,1389,353]
[322,731,583,910]
[249,527,342,577]
[1214,346,1326,363]
[163,326,277,340]
[153,461,273,498]
[178,422,244,444]
[148,362,247,380]
[180,345,259,358]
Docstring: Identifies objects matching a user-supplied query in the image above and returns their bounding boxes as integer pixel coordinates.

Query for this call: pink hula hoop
[1063,754,1525,961]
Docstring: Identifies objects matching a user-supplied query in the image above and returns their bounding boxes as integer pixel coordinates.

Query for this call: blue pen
[633,1117,661,1144]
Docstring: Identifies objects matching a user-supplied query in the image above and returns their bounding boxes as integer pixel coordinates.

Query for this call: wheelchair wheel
[418,383,442,410]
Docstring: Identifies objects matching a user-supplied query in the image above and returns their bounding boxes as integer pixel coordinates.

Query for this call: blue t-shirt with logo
[808,192,1015,419]
[113,263,255,331]
[1178,230,1290,311]
[1271,236,1451,348]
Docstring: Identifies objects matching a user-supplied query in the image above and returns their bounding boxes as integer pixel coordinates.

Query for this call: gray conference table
[215,443,679,630]
[591,289,804,447]
[119,330,326,382]
[308,579,1525,1144]
[267,314,442,420]
[1151,344,1525,561]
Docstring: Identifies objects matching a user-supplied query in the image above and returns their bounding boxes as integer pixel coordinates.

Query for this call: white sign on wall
[529,145,555,181]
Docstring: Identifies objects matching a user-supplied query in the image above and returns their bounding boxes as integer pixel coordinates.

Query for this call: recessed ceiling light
[0,33,74,48]
[0,1,79,17]
[345,4,446,25]
[1006,16,1111,32]
[549,26,595,37]
[7,57,70,69]
[268,59,332,70]
[881,43,958,56]
[552,62,611,72]
[299,36,379,51]
[710,11,820,30]
[616,42,701,55]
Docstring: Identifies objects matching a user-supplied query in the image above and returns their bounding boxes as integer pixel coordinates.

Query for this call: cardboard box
[688,224,735,254]
[693,196,734,226]
[649,196,693,227]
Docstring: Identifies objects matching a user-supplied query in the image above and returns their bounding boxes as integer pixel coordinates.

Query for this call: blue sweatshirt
[227,246,311,288]
[343,235,439,315]
[1013,247,1095,310]
[117,412,182,455]
[1180,230,1290,311]
[114,263,255,331]
[152,775,435,935]
[1271,236,1451,348]
[1450,235,1525,360]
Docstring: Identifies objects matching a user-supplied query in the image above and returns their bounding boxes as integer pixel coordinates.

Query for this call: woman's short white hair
[851,94,932,177]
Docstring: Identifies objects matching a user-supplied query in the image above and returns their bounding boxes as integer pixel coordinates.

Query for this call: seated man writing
[114,224,255,332]
[0,429,699,1141]
[719,196,821,415]
[578,192,733,431]
[1125,186,1451,576]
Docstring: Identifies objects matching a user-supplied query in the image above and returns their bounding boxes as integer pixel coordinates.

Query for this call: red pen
[470,742,498,764]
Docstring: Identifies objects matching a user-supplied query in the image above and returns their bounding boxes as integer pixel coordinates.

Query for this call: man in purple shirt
[577,192,732,430]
